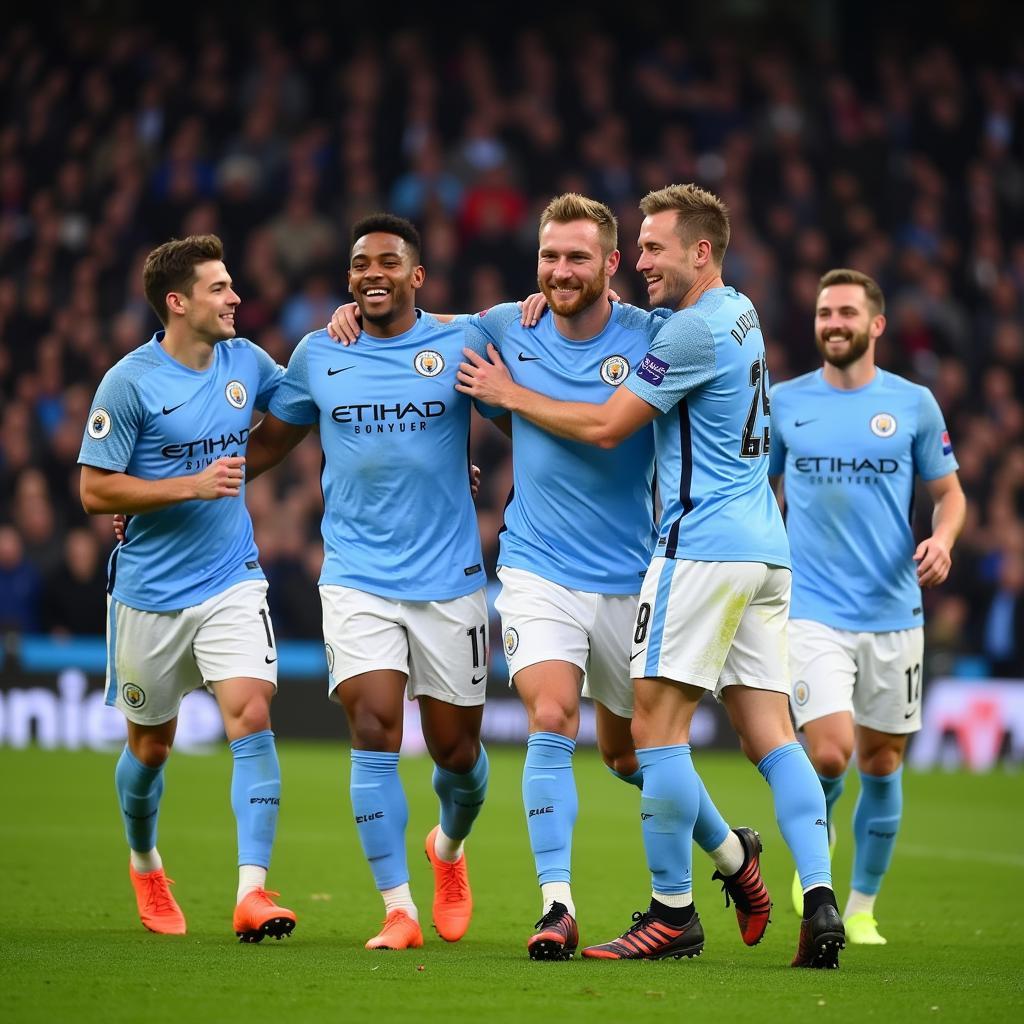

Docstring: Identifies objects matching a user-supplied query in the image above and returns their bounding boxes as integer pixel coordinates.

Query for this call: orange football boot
[129,864,186,935]
[424,825,473,942]
[233,888,296,943]
[365,909,425,950]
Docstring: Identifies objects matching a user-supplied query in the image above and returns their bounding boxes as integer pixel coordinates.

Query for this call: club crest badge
[600,355,630,386]
[225,380,248,409]
[503,627,519,657]
[870,413,897,437]
[414,350,444,377]
[122,683,146,709]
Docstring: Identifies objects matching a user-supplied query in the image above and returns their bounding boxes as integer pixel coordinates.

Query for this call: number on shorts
[739,355,771,459]
[904,663,921,704]
[466,623,487,667]
[259,607,274,649]
[634,602,652,645]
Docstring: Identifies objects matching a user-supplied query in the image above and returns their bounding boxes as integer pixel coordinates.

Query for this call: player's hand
[470,462,481,498]
[518,292,547,326]
[327,303,363,345]
[193,456,246,500]
[456,344,517,408]
[914,535,952,588]
[112,513,127,543]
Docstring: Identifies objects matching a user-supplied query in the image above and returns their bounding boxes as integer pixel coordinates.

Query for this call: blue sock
[607,765,644,789]
[114,746,164,853]
[637,745,699,896]
[692,776,731,853]
[818,771,846,826]
[523,732,577,884]
[757,742,831,889]
[433,745,489,841]
[351,750,408,890]
[851,767,903,896]
[229,729,280,869]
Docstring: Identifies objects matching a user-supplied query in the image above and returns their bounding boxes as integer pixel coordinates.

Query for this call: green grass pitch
[2,743,1022,1023]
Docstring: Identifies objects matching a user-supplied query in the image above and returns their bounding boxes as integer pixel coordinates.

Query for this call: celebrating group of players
[78,183,964,970]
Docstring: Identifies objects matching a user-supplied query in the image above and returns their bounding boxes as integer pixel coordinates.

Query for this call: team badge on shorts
[414,350,444,377]
[793,680,810,706]
[122,683,146,709]
[87,408,112,439]
[325,642,335,676]
[503,627,519,657]
[599,355,630,386]
[870,412,897,437]
[225,380,248,409]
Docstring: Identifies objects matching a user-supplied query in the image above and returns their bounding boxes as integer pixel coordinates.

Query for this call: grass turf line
[1,743,1021,1023]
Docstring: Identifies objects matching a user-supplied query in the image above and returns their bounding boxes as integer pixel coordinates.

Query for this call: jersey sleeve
[268,336,318,426]
[624,311,717,413]
[767,383,788,475]
[251,342,285,412]
[78,366,145,472]
[913,387,959,480]
[457,302,521,356]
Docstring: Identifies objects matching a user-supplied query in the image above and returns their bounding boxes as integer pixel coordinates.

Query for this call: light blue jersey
[78,332,283,612]
[463,301,660,594]
[624,287,789,567]
[769,368,958,631]
[269,313,487,601]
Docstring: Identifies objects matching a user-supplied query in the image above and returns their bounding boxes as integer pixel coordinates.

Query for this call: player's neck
[161,327,217,371]
[677,271,724,310]
[822,357,877,390]
[362,306,418,339]
[555,295,613,341]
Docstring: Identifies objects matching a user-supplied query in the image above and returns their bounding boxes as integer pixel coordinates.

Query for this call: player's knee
[860,746,903,776]
[808,741,852,779]
[528,701,576,737]
[349,710,402,752]
[133,736,172,768]
[432,736,480,775]
[230,699,272,738]
[601,749,639,776]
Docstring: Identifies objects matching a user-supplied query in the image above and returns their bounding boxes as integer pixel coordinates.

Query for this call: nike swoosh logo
[794,419,816,427]
[162,403,186,415]
[265,655,278,664]
[328,366,355,376]
[904,710,916,719]
[517,353,541,362]
[471,674,486,685]
[629,648,646,662]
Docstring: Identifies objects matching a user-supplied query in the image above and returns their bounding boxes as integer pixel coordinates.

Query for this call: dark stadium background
[1,0,1022,768]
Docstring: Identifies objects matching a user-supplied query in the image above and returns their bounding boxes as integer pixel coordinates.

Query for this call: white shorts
[320,585,489,708]
[495,566,636,719]
[631,557,791,698]
[105,579,278,726]
[789,619,925,734]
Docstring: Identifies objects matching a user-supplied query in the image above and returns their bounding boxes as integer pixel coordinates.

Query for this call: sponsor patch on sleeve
[941,430,953,456]
[636,353,669,386]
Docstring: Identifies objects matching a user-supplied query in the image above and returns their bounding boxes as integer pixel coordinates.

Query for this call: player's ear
[871,313,887,339]
[606,249,621,276]
[411,265,426,289]
[165,291,187,316]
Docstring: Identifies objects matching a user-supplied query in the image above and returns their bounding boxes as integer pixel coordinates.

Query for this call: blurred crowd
[1,9,1022,677]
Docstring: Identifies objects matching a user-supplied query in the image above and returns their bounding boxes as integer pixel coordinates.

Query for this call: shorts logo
[88,408,112,439]
[636,353,669,387]
[122,683,146,709]
[225,380,248,409]
[793,680,810,706]
[600,355,630,386]
[503,627,519,657]
[325,643,335,676]
[414,350,444,377]
[870,412,897,437]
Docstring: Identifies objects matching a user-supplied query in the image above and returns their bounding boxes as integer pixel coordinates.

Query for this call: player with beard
[769,269,965,944]
[243,214,491,952]
[457,184,843,968]
[329,194,774,960]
